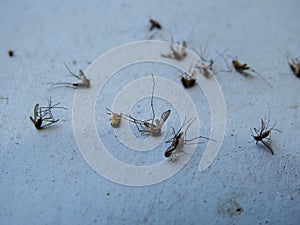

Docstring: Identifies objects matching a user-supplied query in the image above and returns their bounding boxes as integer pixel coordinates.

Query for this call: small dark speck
[8,50,14,57]
[72,60,77,65]
[231,134,234,136]
[236,208,242,213]
[106,192,110,196]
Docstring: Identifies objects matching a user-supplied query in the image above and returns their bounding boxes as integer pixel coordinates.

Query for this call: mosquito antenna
[64,62,81,79]
[150,74,156,124]
[216,51,231,69]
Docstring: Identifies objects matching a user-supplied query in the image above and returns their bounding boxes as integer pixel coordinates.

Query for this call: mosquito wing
[160,110,171,123]
[261,140,274,155]
[33,104,39,119]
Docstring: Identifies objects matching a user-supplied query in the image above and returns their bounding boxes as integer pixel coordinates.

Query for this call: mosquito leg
[40,119,60,129]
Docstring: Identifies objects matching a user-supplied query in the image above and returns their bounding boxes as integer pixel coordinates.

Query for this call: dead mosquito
[123,74,171,136]
[8,50,14,57]
[287,57,300,78]
[165,118,216,161]
[181,71,197,88]
[179,62,198,88]
[149,18,162,31]
[193,43,216,78]
[30,97,67,130]
[218,53,273,88]
[251,115,280,155]
[194,46,226,79]
[161,38,187,61]
[281,52,300,78]
[106,108,122,128]
[49,63,90,89]
[195,58,215,78]
[124,109,171,136]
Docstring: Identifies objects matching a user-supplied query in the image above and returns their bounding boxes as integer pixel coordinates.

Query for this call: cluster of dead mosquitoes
[6,19,298,160]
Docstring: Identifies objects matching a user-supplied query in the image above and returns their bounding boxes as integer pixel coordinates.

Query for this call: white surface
[1,0,300,224]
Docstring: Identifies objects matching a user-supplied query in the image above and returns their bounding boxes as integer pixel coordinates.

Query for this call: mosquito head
[29,116,35,124]
[232,60,238,67]
[261,130,271,139]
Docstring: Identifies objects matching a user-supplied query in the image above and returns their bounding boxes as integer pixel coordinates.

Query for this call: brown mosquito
[287,57,300,78]
[251,116,280,155]
[161,38,187,61]
[123,74,171,136]
[106,108,122,128]
[282,52,300,78]
[218,53,273,88]
[149,18,162,31]
[49,63,90,89]
[165,118,216,161]
[30,98,67,130]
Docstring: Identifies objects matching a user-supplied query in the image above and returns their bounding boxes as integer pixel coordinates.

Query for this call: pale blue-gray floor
[0,0,299,224]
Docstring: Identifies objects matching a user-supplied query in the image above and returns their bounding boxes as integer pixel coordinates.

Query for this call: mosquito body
[149,19,162,31]
[286,56,300,78]
[180,71,197,88]
[165,118,215,161]
[161,39,187,61]
[50,63,90,89]
[231,59,252,77]
[195,58,215,78]
[124,109,171,136]
[164,131,185,159]
[106,108,122,128]
[251,117,280,155]
[30,98,67,130]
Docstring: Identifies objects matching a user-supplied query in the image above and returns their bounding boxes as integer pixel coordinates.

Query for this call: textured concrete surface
[1,0,299,224]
